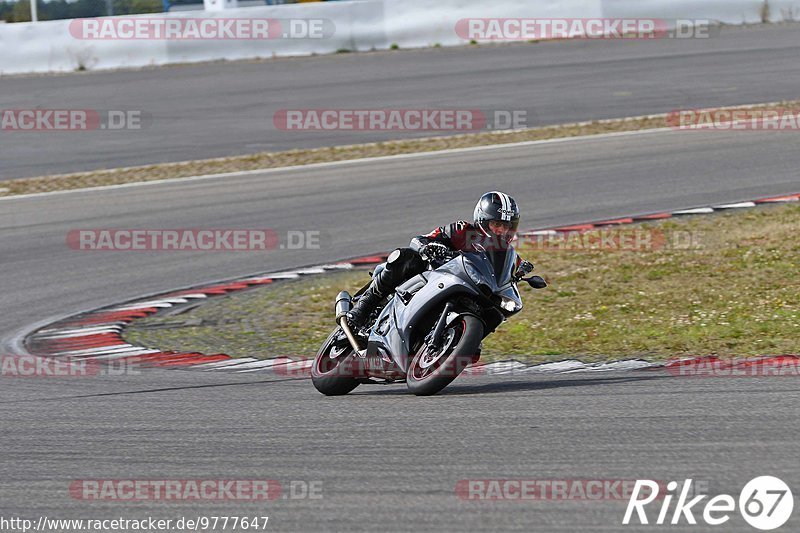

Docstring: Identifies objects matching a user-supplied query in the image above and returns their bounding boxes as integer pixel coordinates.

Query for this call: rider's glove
[421,242,451,262]
[516,260,534,279]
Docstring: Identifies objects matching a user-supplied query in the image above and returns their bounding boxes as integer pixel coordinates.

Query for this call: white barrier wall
[602,0,765,24]
[1,0,799,75]
[383,0,603,48]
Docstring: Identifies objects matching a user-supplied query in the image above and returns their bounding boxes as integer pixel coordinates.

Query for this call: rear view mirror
[526,276,548,289]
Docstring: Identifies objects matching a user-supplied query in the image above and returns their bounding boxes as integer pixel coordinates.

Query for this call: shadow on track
[353,373,667,396]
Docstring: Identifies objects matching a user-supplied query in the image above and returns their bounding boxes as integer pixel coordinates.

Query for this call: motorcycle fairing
[367,260,482,373]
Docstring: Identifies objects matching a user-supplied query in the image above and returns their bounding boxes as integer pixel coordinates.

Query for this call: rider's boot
[346,282,384,330]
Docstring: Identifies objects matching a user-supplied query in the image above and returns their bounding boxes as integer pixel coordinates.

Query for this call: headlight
[499,296,522,313]
[464,260,484,286]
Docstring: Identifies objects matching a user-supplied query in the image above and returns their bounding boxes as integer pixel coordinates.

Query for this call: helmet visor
[477,218,519,248]
[486,219,519,240]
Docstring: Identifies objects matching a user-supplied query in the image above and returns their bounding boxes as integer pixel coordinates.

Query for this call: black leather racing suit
[374,220,520,297]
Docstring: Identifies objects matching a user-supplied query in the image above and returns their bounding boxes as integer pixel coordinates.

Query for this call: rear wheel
[406,315,483,396]
[311,328,360,396]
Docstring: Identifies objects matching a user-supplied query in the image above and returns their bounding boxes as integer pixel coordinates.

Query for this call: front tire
[311,328,360,396]
[406,315,483,396]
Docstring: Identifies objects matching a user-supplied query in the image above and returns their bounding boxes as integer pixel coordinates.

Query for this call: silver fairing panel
[367,268,481,373]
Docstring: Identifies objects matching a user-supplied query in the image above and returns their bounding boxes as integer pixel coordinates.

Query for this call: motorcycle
[311,245,547,396]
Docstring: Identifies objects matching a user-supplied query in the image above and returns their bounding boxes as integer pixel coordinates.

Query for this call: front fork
[425,301,454,351]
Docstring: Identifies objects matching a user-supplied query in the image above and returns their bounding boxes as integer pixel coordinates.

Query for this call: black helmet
[473,191,520,245]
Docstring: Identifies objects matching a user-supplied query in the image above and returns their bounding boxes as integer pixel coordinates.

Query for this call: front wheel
[311,328,360,396]
[406,315,483,396]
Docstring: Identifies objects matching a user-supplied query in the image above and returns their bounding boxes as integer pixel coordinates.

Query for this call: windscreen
[461,247,517,292]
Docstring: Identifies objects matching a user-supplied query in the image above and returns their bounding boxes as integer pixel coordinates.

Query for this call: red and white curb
[23,192,800,378]
[25,263,364,373]
[517,193,799,237]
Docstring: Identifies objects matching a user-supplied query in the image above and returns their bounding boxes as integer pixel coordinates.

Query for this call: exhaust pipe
[335,291,352,321]
[335,291,363,353]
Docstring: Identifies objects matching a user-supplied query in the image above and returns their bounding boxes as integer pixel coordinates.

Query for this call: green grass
[127,271,370,360]
[126,204,800,363]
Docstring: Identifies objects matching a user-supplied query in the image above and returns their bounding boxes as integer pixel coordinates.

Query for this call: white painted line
[239,264,353,284]
[477,361,529,374]
[52,344,134,356]
[111,304,170,312]
[86,349,162,360]
[111,301,175,311]
[713,201,757,209]
[161,293,208,299]
[65,346,147,358]
[35,327,122,339]
[519,229,558,237]
[37,325,123,336]
[197,358,260,370]
[672,207,716,215]
[67,322,129,328]
[0,126,678,202]
[603,360,662,371]
[260,272,300,279]
[293,267,329,275]
[233,358,314,375]
[231,358,295,372]
[522,360,589,373]
[112,297,191,311]
[565,359,661,372]
[3,97,795,204]
[110,296,203,311]
[319,263,355,270]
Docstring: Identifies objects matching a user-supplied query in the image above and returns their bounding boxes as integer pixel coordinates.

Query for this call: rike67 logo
[623,477,794,530]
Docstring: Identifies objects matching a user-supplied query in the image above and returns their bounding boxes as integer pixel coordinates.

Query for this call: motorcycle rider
[347,191,525,329]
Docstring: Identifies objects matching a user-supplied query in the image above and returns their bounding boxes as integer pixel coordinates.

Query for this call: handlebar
[513,260,535,281]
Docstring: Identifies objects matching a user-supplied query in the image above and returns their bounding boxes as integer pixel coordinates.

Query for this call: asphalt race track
[2,23,800,179]
[1,128,799,531]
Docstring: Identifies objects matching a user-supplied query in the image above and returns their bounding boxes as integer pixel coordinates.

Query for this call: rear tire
[406,315,483,396]
[311,328,360,396]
